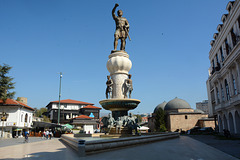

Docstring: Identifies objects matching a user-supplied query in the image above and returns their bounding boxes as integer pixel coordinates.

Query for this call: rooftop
[0,98,35,111]
[50,99,94,105]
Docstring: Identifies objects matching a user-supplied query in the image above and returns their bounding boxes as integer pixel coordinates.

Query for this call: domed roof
[164,97,191,111]
[154,101,167,113]
[194,109,204,113]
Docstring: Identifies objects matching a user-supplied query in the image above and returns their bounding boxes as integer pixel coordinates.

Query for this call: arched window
[25,113,28,123]
[225,79,230,100]
[221,85,225,101]
[232,74,237,95]
[21,114,23,122]
[216,87,220,103]
[29,116,31,123]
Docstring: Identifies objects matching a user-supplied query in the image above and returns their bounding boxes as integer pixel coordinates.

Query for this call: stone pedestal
[99,50,141,136]
[107,51,132,99]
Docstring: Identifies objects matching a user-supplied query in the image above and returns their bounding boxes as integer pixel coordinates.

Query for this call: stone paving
[186,135,240,159]
[0,137,53,148]
[0,136,238,160]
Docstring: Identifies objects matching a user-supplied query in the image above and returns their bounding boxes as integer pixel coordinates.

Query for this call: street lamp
[58,72,63,125]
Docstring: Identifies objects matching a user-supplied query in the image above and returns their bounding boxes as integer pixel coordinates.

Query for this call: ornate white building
[206,1,240,135]
[0,98,34,138]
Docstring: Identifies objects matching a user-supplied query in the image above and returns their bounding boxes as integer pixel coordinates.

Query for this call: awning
[13,129,22,131]
[62,124,73,129]
[32,121,62,128]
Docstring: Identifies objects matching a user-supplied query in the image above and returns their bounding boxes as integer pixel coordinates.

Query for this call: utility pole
[58,72,63,125]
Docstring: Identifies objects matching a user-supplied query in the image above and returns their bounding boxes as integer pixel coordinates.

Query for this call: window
[185,115,188,119]
[220,47,224,62]
[231,29,237,47]
[29,116,31,123]
[232,74,237,95]
[221,85,225,101]
[212,59,215,68]
[216,87,220,103]
[25,113,28,123]
[21,114,23,122]
[225,39,230,55]
[216,55,220,70]
[225,79,230,100]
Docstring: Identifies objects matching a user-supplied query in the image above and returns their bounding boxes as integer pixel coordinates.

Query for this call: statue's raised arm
[112,3,119,20]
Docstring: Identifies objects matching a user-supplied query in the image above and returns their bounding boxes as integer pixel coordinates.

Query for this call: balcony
[213,94,240,113]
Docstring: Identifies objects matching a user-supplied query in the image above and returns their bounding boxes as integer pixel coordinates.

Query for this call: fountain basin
[99,99,141,111]
[61,132,180,156]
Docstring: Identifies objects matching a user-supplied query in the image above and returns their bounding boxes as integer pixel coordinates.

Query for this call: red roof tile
[51,99,94,105]
[82,105,101,109]
[74,115,92,119]
[0,99,35,111]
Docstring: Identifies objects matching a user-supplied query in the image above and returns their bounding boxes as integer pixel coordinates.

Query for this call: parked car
[199,127,214,133]
[187,126,201,134]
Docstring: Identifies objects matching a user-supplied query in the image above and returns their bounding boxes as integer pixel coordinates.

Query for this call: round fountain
[99,50,141,136]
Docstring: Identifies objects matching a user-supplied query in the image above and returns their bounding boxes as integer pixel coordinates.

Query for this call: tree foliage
[43,115,51,123]
[0,64,15,103]
[34,107,48,117]
[134,114,142,123]
[154,108,167,132]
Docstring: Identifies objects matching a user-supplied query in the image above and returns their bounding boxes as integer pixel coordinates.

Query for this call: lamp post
[58,72,63,125]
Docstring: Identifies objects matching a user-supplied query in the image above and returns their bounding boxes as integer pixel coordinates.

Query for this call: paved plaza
[187,135,240,159]
[0,136,238,160]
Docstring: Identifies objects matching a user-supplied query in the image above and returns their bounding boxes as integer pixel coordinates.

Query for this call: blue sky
[0,0,231,114]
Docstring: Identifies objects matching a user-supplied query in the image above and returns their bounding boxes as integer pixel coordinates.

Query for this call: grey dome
[194,109,204,113]
[164,97,191,111]
[154,101,167,113]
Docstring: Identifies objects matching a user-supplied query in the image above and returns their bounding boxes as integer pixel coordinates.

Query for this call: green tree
[34,107,48,117]
[154,108,167,132]
[0,64,15,103]
[134,114,142,123]
[43,115,51,123]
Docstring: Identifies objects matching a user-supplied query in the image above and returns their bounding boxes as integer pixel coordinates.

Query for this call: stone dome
[154,101,167,113]
[194,109,204,113]
[164,97,191,111]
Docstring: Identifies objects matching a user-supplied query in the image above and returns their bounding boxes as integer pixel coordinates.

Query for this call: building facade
[206,1,240,135]
[196,100,209,114]
[149,98,215,132]
[0,98,34,138]
[45,99,101,124]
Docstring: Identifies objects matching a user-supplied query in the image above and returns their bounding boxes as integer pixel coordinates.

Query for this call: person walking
[42,130,46,139]
[24,130,29,143]
[46,130,49,140]
[49,130,52,140]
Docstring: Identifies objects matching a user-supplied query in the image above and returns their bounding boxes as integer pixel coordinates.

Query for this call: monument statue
[124,74,133,98]
[107,113,115,128]
[112,3,130,51]
[106,75,113,99]
[99,4,141,136]
[127,113,139,135]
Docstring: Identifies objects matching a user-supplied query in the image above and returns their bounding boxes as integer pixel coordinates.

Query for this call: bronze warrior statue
[112,3,130,51]
[124,74,133,98]
[106,75,113,99]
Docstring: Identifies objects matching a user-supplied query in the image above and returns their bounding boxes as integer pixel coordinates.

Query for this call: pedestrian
[49,130,52,140]
[46,130,49,139]
[24,130,29,143]
[42,130,46,139]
